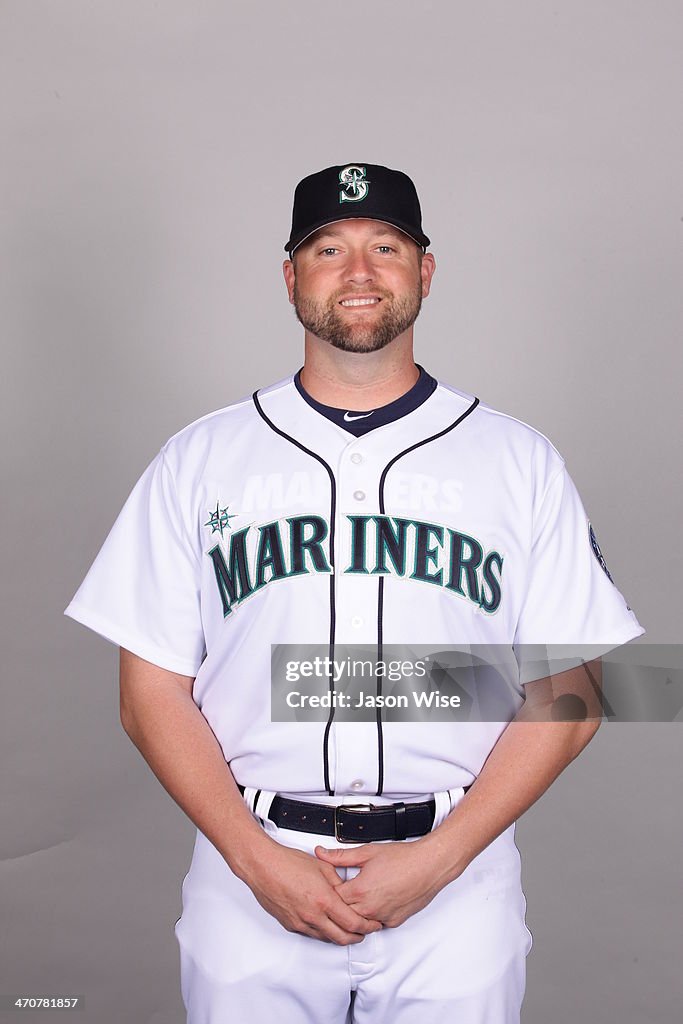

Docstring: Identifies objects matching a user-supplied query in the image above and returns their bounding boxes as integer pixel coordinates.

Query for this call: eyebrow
[312,227,405,243]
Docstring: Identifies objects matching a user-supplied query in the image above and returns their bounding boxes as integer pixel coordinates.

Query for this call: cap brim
[285,216,430,254]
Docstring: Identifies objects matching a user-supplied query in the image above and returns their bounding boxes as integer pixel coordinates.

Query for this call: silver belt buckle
[334,803,377,843]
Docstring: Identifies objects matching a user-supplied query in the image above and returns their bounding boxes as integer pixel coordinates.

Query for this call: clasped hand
[315,838,443,929]
[244,833,446,946]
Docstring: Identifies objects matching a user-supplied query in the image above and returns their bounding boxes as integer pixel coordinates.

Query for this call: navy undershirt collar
[293,364,438,436]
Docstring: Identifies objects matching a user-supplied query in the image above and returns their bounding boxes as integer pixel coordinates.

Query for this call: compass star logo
[339,165,370,204]
[204,501,238,538]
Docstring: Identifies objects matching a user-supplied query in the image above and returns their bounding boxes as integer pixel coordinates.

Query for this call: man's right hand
[118,649,381,946]
[238,834,383,945]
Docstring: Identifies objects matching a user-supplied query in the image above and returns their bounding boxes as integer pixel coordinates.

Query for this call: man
[65,162,644,1023]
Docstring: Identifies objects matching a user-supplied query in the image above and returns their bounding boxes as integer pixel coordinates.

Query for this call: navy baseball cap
[285,162,431,255]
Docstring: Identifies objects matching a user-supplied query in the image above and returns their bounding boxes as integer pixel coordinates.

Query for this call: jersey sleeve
[64,447,205,676]
[513,463,644,684]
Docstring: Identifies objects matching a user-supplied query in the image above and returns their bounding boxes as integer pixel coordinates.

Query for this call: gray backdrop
[2,1,681,1022]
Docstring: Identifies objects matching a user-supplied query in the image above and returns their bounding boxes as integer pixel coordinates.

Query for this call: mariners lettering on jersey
[207,515,331,617]
[346,515,503,613]
[206,513,503,617]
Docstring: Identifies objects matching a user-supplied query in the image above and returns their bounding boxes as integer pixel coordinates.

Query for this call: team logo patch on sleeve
[589,522,614,583]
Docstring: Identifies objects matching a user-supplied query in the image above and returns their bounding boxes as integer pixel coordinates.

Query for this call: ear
[420,252,436,299]
[283,259,296,304]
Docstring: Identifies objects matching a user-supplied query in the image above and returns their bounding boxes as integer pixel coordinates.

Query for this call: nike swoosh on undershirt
[343,411,375,422]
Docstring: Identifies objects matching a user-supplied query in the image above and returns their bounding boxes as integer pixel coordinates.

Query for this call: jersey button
[350,780,364,791]
[350,452,363,464]
[353,490,366,501]
[351,616,363,628]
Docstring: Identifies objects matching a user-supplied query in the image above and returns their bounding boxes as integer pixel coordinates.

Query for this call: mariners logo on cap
[339,165,370,204]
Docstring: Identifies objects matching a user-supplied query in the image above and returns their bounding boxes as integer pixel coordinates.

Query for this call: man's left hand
[314,840,449,928]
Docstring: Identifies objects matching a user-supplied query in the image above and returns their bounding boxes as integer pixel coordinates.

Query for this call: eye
[376,245,395,254]
[319,246,339,256]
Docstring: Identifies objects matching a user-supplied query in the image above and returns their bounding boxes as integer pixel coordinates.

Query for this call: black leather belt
[237,784,471,843]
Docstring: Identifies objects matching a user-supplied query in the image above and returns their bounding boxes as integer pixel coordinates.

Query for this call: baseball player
[65,162,644,1023]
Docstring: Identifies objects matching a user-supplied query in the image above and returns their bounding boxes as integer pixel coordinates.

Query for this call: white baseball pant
[174,787,533,1023]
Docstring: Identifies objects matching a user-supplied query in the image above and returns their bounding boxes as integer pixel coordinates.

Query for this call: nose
[344,248,374,284]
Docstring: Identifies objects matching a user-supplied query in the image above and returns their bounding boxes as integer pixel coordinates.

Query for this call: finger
[325,915,382,941]
[334,878,365,902]
[334,898,379,923]
[317,918,370,946]
[318,862,347,887]
[301,910,372,945]
[315,844,369,866]
[328,894,382,935]
[334,884,386,922]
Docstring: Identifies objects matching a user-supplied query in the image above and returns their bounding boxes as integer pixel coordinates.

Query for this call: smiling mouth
[339,297,382,307]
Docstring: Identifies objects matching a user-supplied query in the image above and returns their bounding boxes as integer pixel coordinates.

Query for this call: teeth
[340,298,380,306]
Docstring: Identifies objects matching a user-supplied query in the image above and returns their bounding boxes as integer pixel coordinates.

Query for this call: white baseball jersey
[65,371,643,799]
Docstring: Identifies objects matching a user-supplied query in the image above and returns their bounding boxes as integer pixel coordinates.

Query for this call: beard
[292,281,423,353]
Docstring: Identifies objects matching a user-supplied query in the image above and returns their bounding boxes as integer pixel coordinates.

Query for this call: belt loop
[393,802,407,840]
[241,785,277,822]
[253,789,277,821]
[432,786,469,830]
[432,789,451,829]
[242,786,258,813]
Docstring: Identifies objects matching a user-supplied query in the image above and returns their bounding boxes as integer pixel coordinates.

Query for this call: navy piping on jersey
[253,385,480,799]
[373,396,480,796]
[294,364,438,436]
[252,389,338,795]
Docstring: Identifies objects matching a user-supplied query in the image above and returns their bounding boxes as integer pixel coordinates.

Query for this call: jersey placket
[330,435,385,797]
